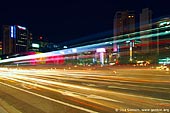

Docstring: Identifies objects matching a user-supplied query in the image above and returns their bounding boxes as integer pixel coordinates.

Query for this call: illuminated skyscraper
[156,18,170,61]
[140,8,152,53]
[114,10,135,37]
[113,10,135,63]
[2,25,30,55]
[0,41,2,56]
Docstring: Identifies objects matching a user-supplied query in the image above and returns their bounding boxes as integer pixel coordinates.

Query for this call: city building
[0,41,2,58]
[155,17,170,64]
[2,25,30,56]
[113,10,135,64]
[114,10,135,37]
[140,8,152,53]
[29,36,46,52]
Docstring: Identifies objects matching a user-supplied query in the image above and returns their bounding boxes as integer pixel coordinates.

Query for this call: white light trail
[0,25,170,64]
[0,82,99,113]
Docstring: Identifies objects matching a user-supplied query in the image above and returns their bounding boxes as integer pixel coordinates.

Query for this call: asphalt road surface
[0,66,169,113]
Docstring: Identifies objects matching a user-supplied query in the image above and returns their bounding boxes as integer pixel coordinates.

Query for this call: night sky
[0,0,170,44]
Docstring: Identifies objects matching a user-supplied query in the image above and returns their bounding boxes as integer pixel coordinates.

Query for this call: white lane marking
[61,91,123,103]
[0,82,99,113]
[21,83,32,89]
[108,84,170,91]
[83,83,96,87]
[108,86,130,90]
[87,95,124,103]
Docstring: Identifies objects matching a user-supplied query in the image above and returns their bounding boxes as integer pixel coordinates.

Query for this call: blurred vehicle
[136,61,150,66]
[156,65,169,71]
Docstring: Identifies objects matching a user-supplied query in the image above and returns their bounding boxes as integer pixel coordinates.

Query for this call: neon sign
[10,26,14,38]
[32,43,40,48]
[17,25,26,30]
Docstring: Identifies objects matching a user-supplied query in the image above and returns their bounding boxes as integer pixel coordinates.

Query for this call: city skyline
[0,1,170,44]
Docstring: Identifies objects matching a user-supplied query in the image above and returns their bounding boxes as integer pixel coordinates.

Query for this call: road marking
[0,82,99,113]
[87,94,124,103]
[82,83,96,87]
[108,86,130,90]
[108,84,170,91]
[60,90,123,103]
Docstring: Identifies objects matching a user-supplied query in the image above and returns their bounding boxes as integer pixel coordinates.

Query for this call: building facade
[2,25,30,56]
[140,8,152,54]
[113,10,135,64]
[0,41,2,58]
[155,18,170,64]
[114,11,135,36]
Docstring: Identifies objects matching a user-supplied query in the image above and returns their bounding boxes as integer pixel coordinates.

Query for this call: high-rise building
[140,8,152,53]
[2,25,30,56]
[114,10,135,37]
[113,10,135,63]
[155,18,170,61]
[0,41,2,56]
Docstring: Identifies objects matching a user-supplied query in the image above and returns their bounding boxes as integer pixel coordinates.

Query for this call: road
[0,66,169,113]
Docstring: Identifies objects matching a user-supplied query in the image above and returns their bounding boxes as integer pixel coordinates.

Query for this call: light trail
[0,25,170,64]
[0,68,170,113]
[0,82,99,113]
[0,71,124,111]
[1,69,169,105]
[1,68,169,93]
